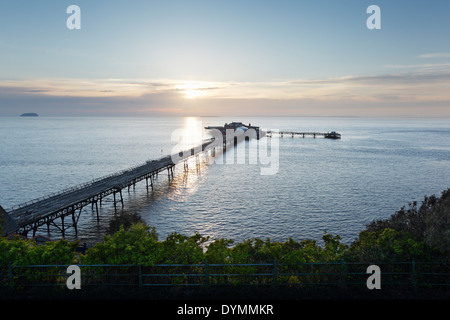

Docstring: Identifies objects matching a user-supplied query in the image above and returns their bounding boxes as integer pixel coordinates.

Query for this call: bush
[345,228,431,263]
[0,236,78,266]
[81,223,160,266]
[366,188,450,257]
[160,232,208,264]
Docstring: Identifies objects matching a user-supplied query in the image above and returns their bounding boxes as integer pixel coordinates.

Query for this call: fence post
[138,265,143,289]
[204,260,209,286]
[8,263,14,289]
[340,259,347,288]
[273,259,278,285]
[411,258,417,294]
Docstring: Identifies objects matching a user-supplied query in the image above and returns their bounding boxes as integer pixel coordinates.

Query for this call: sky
[0,0,449,117]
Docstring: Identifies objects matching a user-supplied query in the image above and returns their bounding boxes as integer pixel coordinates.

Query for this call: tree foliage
[81,223,160,265]
[366,188,450,257]
[0,236,78,266]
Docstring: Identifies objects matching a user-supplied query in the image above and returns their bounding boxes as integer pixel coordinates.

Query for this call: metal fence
[1,260,449,292]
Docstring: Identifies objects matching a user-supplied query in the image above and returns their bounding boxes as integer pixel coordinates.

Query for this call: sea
[1,116,450,246]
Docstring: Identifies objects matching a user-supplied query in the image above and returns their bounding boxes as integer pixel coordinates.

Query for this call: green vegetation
[365,189,450,257]
[0,236,79,266]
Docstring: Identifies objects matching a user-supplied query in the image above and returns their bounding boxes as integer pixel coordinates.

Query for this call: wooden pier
[266,130,341,139]
[1,139,220,237]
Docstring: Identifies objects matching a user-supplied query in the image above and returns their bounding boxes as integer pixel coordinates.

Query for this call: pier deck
[2,139,216,237]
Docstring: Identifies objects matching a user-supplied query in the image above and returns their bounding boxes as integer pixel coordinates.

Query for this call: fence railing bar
[143,273,204,277]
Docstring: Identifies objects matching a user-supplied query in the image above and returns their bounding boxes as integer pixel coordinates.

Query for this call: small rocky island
[20,113,39,117]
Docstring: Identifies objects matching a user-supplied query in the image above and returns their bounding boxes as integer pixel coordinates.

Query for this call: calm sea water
[1,116,450,245]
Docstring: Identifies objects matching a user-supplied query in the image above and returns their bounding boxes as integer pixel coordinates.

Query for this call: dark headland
[20,113,39,117]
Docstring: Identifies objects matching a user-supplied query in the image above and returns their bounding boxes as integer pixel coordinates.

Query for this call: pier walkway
[1,139,218,237]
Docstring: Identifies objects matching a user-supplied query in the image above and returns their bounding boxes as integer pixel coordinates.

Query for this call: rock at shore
[20,113,39,117]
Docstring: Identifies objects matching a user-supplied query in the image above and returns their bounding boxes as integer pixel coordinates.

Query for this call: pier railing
[1,260,449,293]
[5,160,162,212]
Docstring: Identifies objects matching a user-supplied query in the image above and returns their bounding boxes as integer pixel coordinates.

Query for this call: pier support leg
[72,210,78,235]
[95,201,99,221]
[119,189,124,207]
[167,166,174,180]
[61,216,65,238]
[113,190,124,210]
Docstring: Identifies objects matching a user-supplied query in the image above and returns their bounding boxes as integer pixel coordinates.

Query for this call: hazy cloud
[1,64,449,117]
[418,53,450,59]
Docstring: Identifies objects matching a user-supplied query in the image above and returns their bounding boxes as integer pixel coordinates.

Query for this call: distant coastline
[20,113,39,117]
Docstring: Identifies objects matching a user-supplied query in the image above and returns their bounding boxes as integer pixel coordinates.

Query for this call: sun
[177,82,207,99]
[184,88,205,99]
